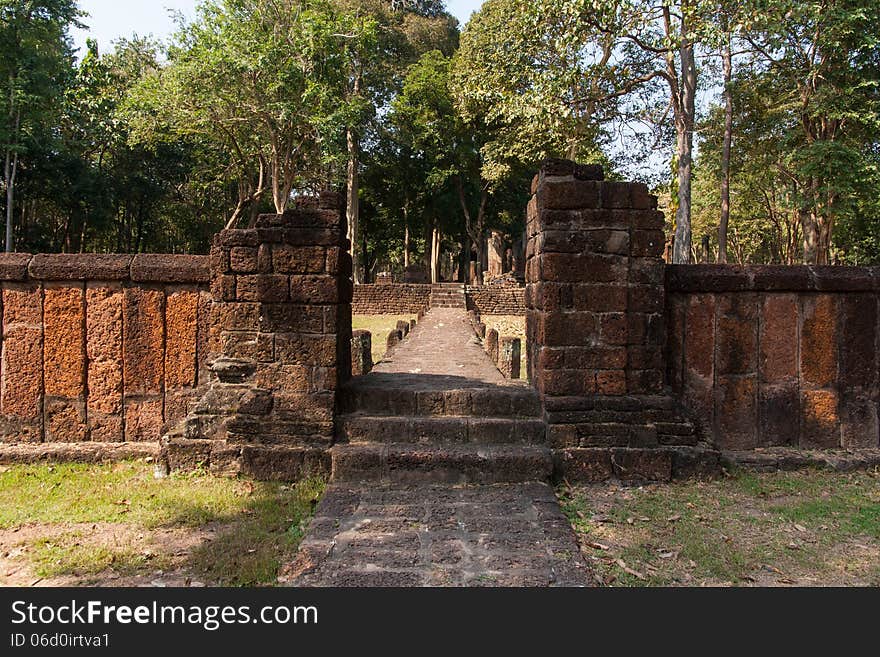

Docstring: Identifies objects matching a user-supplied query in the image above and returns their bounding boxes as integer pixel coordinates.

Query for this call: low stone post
[351,330,372,377]
[499,337,522,379]
[386,329,402,351]
[485,328,500,365]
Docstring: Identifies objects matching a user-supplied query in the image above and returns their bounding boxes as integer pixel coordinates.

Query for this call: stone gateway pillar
[526,159,719,482]
[161,194,352,480]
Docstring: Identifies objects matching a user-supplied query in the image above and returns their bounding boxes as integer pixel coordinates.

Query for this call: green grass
[560,468,880,586]
[353,314,416,363]
[0,462,326,586]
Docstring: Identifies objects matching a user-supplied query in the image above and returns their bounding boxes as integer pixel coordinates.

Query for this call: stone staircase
[429,283,467,309]
[332,376,552,484]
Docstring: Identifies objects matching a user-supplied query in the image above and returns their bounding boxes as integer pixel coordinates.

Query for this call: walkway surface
[372,307,518,385]
[283,482,594,587]
[284,308,596,587]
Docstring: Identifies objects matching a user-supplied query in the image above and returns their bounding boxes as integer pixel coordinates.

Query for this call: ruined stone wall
[352,284,430,315]
[466,283,526,316]
[161,196,351,480]
[0,253,210,444]
[353,282,525,316]
[666,266,880,451]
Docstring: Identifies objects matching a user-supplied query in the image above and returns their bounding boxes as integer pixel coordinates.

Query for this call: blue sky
[72,0,484,54]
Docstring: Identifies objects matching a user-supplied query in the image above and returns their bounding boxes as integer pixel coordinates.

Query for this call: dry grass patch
[560,468,880,587]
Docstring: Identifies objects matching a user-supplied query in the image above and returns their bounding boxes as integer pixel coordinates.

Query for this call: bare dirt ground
[0,523,217,587]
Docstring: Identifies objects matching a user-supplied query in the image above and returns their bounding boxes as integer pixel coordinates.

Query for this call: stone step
[331,443,553,484]
[338,382,542,418]
[337,414,547,445]
[549,421,697,448]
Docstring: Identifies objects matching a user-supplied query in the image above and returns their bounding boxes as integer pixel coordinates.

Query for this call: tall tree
[743,0,880,264]
[1,0,80,251]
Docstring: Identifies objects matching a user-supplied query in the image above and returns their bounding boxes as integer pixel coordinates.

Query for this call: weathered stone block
[43,284,85,398]
[29,254,132,281]
[86,284,123,440]
[630,230,665,257]
[2,284,44,420]
[210,302,260,332]
[0,253,33,280]
[600,313,628,346]
[758,382,799,446]
[288,275,340,304]
[840,396,879,448]
[597,370,627,396]
[44,398,87,442]
[554,448,613,482]
[124,397,164,442]
[537,179,601,210]
[839,294,878,390]
[801,389,840,448]
[573,284,626,312]
[211,274,236,301]
[275,333,337,366]
[716,375,757,449]
[611,448,672,482]
[759,294,798,383]
[229,247,259,273]
[123,287,165,394]
[716,294,758,375]
[236,274,289,303]
[220,331,275,362]
[628,284,664,314]
[800,295,837,388]
[165,288,199,389]
[272,245,326,274]
[626,369,663,395]
[131,254,210,283]
[685,294,715,380]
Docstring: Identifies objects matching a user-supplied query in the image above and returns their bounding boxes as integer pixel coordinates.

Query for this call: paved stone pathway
[284,307,596,587]
[283,482,595,587]
[373,307,516,384]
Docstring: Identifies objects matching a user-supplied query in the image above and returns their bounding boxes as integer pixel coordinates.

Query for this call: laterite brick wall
[352,284,430,315]
[353,282,525,316]
[666,266,880,450]
[0,254,210,444]
[466,283,526,316]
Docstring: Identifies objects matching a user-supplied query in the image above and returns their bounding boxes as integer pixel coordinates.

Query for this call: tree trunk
[459,232,471,284]
[672,34,697,264]
[346,127,361,284]
[817,215,833,265]
[430,223,441,284]
[403,208,410,269]
[801,208,818,264]
[718,27,733,264]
